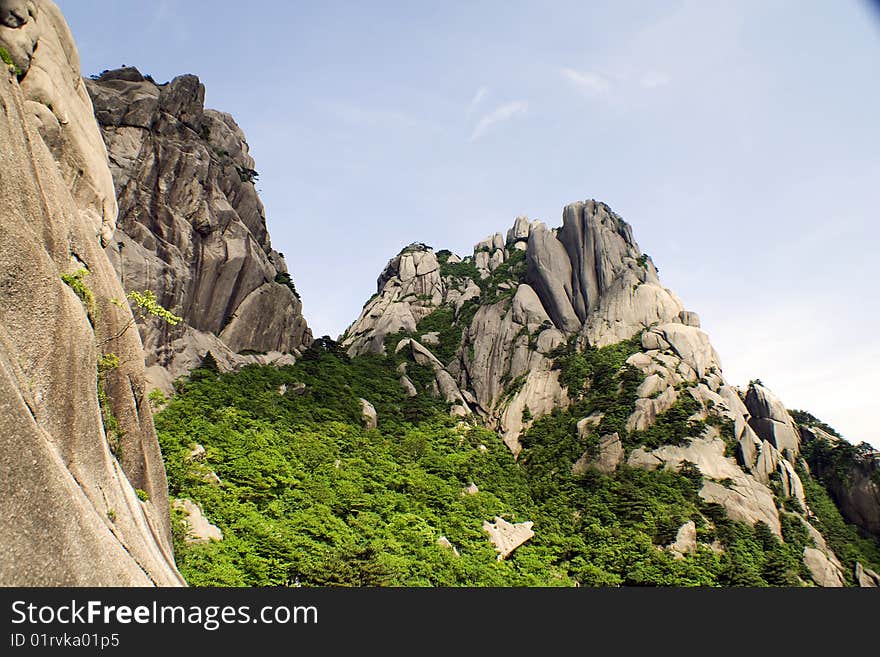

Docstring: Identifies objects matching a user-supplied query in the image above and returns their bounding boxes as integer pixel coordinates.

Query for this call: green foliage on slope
[156,336,834,587]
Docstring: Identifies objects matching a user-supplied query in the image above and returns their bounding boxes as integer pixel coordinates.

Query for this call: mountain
[1,1,878,589]
[85,67,312,394]
[0,0,181,585]
[157,201,880,587]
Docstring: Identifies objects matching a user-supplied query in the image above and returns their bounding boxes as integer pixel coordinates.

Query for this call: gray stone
[803,547,846,587]
[668,521,697,557]
[173,499,223,544]
[0,2,182,586]
[87,69,311,391]
[678,310,701,328]
[855,562,880,588]
[483,516,534,560]
[400,376,418,397]
[359,398,378,430]
[744,384,801,457]
[572,433,624,476]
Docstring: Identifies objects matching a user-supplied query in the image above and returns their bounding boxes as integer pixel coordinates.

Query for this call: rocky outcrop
[572,433,624,475]
[173,499,223,544]
[342,201,687,455]
[345,244,443,356]
[0,1,182,585]
[85,67,311,393]
[359,398,378,430]
[668,521,697,557]
[483,517,535,560]
[341,199,871,585]
[800,424,880,540]
[745,384,801,458]
[855,562,880,588]
[803,547,846,588]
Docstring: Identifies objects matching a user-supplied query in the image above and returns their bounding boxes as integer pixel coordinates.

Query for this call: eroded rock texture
[86,68,311,393]
[0,1,182,585]
[341,198,863,586]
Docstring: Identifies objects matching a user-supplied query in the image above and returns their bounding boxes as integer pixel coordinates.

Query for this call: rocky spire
[86,67,312,393]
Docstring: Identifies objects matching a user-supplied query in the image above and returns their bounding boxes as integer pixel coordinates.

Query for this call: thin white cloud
[561,68,612,99]
[470,101,528,142]
[640,72,671,89]
[468,86,489,112]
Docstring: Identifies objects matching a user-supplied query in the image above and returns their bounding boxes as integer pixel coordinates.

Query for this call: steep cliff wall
[0,0,182,585]
[86,68,312,393]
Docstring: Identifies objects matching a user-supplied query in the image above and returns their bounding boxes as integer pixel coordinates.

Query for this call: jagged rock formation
[85,67,311,393]
[344,202,687,454]
[342,198,872,586]
[0,0,182,585]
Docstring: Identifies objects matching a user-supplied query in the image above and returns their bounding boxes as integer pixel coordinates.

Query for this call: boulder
[803,547,845,588]
[483,516,535,560]
[173,499,223,544]
[359,398,378,430]
[572,433,624,475]
[668,521,697,557]
[855,562,880,588]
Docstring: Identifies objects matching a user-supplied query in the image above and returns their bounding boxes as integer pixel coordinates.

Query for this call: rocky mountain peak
[339,199,865,585]
[86,67,312,393]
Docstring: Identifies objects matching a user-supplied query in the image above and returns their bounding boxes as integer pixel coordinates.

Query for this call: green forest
[155,336,880,587]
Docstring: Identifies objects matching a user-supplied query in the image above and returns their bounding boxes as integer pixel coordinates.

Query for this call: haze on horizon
[56,0,880,448]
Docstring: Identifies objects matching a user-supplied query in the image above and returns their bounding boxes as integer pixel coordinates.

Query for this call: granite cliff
[0,0,182,585]
[85,67,312,393]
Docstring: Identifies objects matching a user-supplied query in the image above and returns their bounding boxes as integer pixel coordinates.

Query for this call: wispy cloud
[640,71,671,89]
[470,101,528,142]
[561,68,612,99]
[468,86,489,112]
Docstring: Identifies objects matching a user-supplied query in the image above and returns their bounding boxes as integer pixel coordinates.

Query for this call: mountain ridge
[1,1,878,588]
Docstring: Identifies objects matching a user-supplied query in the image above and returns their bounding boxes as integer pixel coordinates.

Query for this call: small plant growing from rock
[61,268,97,321]
[135,489,150,502]
[101,290,182,346]
[0,46,22,78]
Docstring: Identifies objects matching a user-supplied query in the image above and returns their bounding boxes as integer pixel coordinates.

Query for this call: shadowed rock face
[0,1,182,585]
[86,68,312,392]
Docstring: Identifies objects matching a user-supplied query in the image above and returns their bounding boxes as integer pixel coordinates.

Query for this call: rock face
[359,398,378,430]
[85,67,311,393]
[572,433,624,476]
[800,424,880,541]
[0,1,182,585]
[483,517,535,560]
[668,521,697,557]
[173,499,223,544]
[340,198,871,586]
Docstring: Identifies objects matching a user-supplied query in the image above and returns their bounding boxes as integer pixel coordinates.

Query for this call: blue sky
[56,1,879,446]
